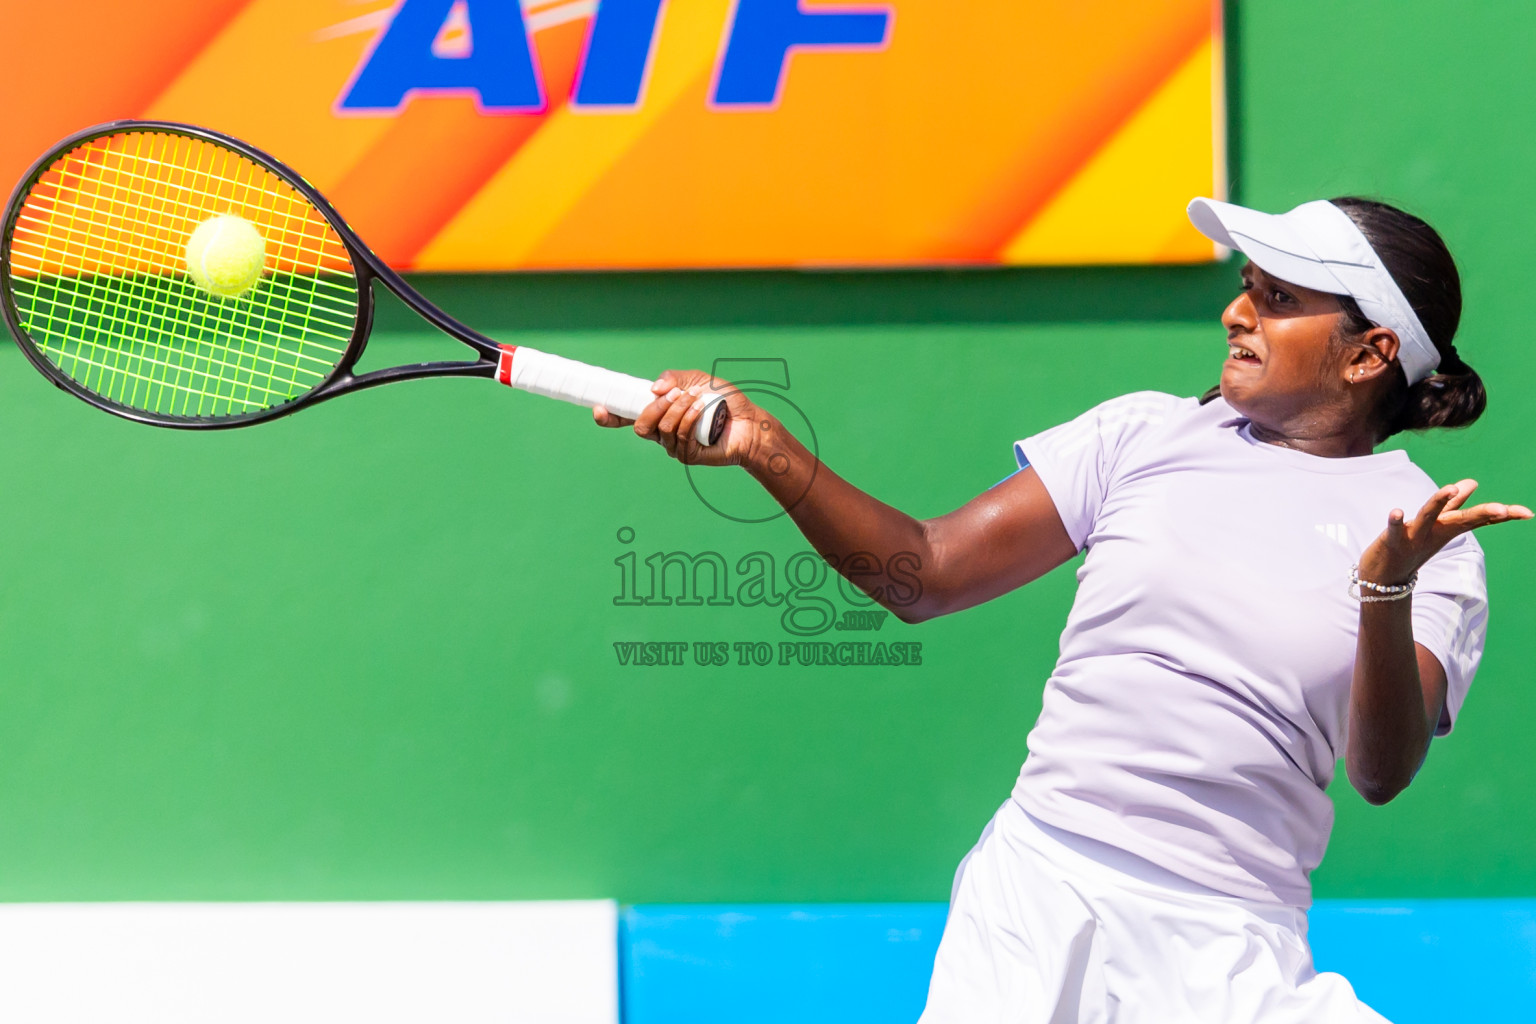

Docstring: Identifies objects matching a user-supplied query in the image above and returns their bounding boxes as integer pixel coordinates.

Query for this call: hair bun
[1390,353,1485,432]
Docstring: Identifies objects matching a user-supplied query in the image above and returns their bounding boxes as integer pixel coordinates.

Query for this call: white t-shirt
[1013,392,1487,907]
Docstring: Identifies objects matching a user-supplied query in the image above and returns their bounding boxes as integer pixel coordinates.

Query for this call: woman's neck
[1246,417,1379,458]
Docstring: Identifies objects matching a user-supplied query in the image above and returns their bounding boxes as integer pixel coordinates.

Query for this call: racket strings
[11,201,358,322]
[14,148,360,305]
[5,129,361,420]
[22,133,351,409]
[13,148,337,415]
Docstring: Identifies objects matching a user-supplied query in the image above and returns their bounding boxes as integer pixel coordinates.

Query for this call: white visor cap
[1187,197,1441,384]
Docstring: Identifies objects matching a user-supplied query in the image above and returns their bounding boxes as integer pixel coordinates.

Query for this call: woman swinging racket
[597,197,1530,1022]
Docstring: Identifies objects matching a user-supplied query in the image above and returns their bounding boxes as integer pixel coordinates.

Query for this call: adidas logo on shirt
[1315,523,1351,548]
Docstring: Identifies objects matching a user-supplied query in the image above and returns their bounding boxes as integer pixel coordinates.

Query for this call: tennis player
[596,196,1530,1022]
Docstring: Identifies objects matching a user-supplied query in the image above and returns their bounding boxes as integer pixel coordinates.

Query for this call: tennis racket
[0,120,729,442]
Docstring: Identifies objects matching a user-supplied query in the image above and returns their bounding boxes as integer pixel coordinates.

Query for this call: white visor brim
[1187,198,1349,296]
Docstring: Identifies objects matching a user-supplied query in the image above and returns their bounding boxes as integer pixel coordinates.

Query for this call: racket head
[0,121,372,428]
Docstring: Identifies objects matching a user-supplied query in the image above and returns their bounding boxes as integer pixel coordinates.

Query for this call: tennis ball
[185,214,266,298]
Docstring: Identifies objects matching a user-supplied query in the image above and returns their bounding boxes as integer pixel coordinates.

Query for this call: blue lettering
[712,0,891,107]
[339,0,544,113]
[572,0,666,108]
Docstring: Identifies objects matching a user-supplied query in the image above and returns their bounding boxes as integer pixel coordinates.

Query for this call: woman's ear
[1347,327,1401,384]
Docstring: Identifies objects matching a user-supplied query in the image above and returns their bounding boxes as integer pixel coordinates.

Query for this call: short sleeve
[1411,533,1487,736]
[1013,392,1181,550]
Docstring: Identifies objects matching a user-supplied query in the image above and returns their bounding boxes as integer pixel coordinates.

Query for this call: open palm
[1359,479,1532,584]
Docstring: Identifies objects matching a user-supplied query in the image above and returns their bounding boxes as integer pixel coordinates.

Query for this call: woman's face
[1220,262,1352,428]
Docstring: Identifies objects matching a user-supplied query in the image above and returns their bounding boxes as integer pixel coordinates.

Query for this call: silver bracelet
[1349,565,1418,602]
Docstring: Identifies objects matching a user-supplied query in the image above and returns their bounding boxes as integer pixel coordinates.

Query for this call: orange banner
[1,1,1224,270]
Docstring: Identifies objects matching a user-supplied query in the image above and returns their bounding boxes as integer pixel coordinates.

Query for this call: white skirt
[918,799,1391,1024]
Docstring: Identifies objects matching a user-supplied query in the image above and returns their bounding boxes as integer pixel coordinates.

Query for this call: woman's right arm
[597,371,1079,623]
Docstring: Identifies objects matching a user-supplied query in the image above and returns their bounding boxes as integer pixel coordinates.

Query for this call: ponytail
[1385,344,1486,434]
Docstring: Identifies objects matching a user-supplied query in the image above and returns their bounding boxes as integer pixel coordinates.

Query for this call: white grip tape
[497,346,725,445]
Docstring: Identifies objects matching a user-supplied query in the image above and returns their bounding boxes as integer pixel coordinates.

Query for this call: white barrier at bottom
[0,900,618,1024]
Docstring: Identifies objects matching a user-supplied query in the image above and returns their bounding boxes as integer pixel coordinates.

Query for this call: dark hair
[1202,197,1485,439]
[1330,196,1484,438]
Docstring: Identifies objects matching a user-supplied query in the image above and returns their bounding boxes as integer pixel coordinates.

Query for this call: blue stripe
[621,900,1536,1022]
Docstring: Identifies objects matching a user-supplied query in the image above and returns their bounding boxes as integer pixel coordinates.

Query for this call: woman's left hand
[1358,479,1533,586]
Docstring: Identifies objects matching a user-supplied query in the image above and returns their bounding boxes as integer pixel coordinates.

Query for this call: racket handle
[496,346,728,446]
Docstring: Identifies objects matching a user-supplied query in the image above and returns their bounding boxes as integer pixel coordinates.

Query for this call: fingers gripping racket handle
[496,346,728,446]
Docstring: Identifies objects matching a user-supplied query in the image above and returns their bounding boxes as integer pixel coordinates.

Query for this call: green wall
[0,0,1531,902]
